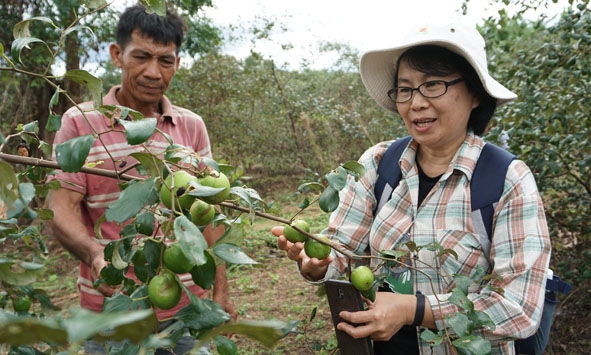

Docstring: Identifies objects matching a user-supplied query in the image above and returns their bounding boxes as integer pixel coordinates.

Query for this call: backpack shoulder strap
[373,136,412,215]
[471,142,516,241]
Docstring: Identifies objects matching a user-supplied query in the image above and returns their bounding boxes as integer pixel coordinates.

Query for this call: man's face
[110,29,180,110]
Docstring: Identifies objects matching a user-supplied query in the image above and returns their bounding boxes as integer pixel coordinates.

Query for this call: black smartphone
[324,279,373,355]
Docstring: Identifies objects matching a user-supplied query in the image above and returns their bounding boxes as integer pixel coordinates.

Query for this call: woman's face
[395,58,480,153]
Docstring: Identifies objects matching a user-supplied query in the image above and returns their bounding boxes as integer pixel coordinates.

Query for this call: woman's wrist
[411,292,426,327]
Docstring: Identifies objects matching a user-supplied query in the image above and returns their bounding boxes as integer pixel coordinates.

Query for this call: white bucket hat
[359,21,517,113]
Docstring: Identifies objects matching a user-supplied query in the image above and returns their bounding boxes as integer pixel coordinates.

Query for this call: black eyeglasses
[387,78,465,103]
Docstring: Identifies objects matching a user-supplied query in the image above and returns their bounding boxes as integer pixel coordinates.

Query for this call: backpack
[373,136,571,355]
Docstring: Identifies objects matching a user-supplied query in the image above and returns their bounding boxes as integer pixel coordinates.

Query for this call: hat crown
[404,23,489,76]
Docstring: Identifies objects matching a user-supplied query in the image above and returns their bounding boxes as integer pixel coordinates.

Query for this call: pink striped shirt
[50,86,211,319]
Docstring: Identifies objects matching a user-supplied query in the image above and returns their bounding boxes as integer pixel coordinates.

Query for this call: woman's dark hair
[394,45,497,136]
[116,5,186,54]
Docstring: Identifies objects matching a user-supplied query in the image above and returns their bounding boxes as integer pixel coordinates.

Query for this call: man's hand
[90,253,119,297]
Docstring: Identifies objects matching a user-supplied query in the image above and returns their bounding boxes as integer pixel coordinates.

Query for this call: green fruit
[13,296,31,313]
[148,272,182,310]
[198,172,231,204]
[304,235,332,260]
[163,243,193,274]
[189,199,216,226]
[284,219,310,243]
[160,170,198,210]
[351,266,375,292]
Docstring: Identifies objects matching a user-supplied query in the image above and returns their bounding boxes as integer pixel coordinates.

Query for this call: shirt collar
[102,85,177,126]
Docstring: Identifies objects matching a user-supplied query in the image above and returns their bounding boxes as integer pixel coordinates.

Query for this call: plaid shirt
[323,133,551,355]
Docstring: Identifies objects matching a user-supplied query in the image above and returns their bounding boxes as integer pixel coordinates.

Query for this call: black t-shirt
[373,162,442,355]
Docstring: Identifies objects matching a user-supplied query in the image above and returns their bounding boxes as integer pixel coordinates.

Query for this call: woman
[272,21,551,354]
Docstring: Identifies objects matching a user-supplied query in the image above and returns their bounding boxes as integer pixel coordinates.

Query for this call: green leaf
[48,87,60,109]
[190,251,216,290]
[0,312,68,346]
[13,17,54,39]
[105,178,159,223]
[119,117,157,145]
[65,308,156,343]
[85,0,108,9]
[214,335,238,355]
[54,134,96,172]
[64,69,102,106]
[0,259,45,285]
[213,243,258,265]
[318,185,339,213]
[420,329,444,347]
[19,121,39,134]
[174,297,230,331]
[11,37,45,64]
[140,0,167,15]
[130,152,163,178]
[454,274,474,294]
[325,166,348,190]
[195,320,297,349]
[174,215,209,266]
[0,161,19,208]
[469,309,496,331]
[446,312,471,338]
[342,161,366,181]
[449,287,474,312]
[46,114,62,132]
[452,335,491,355]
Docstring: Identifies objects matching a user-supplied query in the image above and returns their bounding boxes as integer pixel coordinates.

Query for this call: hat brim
[360,39,517,113]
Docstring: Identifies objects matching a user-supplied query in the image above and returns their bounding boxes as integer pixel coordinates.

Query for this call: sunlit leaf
[13,17,54,39]
[55,134,96,172]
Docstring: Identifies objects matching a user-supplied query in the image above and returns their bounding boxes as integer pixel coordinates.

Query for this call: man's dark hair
[394,45,497,136]
[116,5,186,54]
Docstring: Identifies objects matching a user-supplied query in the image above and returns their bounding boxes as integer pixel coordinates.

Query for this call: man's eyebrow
[130,49,176,59]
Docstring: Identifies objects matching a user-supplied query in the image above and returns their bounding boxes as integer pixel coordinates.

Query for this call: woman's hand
[271,226,333,281]
[336,292,416,341]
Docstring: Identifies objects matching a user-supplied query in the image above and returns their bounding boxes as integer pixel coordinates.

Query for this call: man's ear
[109,43,122,68]
[176,56,181,70]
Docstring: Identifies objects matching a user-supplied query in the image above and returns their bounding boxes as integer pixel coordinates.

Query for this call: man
[47,5,236,354]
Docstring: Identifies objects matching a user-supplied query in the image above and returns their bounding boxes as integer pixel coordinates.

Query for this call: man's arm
[202,223,237,320]
[47,188,118,297]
